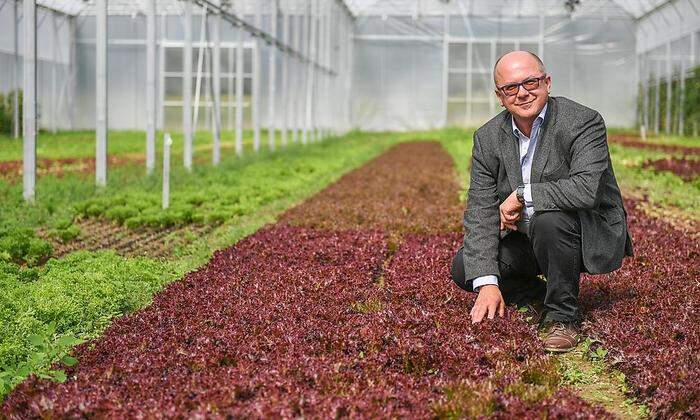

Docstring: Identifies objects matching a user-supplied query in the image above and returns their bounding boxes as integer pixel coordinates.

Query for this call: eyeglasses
[496,75,547,97]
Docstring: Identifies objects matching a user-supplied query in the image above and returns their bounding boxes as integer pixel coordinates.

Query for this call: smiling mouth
[516,100,535,107]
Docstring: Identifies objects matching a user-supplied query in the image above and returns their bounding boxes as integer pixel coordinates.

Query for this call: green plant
[0,90,22,135]
[0,225,53,266]
[0,321,82,396]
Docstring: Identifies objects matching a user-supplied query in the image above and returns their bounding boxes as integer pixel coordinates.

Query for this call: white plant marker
[162,133,173,210]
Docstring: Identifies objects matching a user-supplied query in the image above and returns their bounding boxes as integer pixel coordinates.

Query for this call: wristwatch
[516,184,526,205]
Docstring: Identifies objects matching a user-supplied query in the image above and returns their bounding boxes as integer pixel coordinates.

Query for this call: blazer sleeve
[462,131,501,280]
[531,111,608,211]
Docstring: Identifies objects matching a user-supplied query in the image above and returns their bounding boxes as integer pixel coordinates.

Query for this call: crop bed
[4,139,698,417]
[0,156,143,182]
[280,141,464,235]
[642,156,700,181]
[608,134,700,155]
[40,218,212,259]
[3,141,608,417]
[581,197,699,417]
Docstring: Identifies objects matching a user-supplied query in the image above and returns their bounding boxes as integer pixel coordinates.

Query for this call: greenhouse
[0,0,699,417]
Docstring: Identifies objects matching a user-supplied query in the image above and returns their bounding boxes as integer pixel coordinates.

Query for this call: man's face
[494,54,551,120]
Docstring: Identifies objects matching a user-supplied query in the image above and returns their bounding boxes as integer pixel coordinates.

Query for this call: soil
[39,218,213,259]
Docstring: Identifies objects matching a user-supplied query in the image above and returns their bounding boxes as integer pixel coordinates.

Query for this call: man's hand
[470,284,505,323]
[499,190,523,231]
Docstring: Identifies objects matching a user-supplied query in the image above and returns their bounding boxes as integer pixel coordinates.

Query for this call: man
[450,51,633,353]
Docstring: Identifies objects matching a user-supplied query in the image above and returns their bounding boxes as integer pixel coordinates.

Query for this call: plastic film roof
[36,0,348,16]
[344,0,672,18]
[36,0,678,18]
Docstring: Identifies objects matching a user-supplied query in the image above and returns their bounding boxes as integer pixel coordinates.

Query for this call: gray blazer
[462,96,633,281]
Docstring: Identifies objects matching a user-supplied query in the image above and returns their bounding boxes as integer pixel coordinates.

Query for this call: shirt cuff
[523,183,533,206]
[472,275,499,292]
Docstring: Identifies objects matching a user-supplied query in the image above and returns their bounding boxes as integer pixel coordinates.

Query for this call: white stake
[162,133,173,210]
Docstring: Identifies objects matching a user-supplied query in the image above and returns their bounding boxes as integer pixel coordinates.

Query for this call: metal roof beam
[635,0,677,21]
[191,0,336,76]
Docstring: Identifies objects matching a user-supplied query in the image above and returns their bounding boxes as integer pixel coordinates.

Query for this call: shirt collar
[511,102,548,138]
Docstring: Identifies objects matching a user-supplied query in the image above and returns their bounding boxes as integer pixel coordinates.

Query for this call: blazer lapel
[499,115,522,192]
[530,97,558,184]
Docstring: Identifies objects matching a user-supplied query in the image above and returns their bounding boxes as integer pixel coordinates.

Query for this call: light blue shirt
[472,103,547,292]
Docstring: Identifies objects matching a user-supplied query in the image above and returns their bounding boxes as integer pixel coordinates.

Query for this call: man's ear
[494,90,505,107]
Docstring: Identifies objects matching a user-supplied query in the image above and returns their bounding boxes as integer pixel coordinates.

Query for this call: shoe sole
[543,344,578,353]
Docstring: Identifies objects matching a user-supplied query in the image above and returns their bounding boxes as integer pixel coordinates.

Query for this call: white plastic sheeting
[636,0,700,136]
[0,2,73,131]
[2,0,700,133]
[351,1,639,130]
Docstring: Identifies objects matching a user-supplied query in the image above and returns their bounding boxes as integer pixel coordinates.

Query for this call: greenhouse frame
[1,0,699,200]
[1,2,700,418]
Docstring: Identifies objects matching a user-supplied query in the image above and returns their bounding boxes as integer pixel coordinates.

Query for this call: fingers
[504,222,518,231]
[471,304,486,324]
[498,297,505,318]
[487,302,497,320]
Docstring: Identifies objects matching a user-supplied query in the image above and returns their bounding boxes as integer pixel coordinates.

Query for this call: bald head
[493,51,546,86]
[492,50,551,123]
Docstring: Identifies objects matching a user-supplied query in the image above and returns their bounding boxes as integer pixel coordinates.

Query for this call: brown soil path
[39,218,213,259]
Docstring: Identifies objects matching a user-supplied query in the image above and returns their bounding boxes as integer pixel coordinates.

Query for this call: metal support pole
[654,60,660,135]
[212,11,222,164]
[322,0,330,139]
[158,13,166,130]
[345,15,354,130]
[301,4,309,145]
[23,0,37,202]
[235,14,244,156]
[311,0,318,142]
[227,47,233,131]
[281,9,289,147]
[183,1,193,170]
[12,0,19,138]
[146,0,156,174]
[292,13,301,144]
[162,133,172,209]
[317,0,325,141]
[252,1,262,152]
[441,13,449,127]
[95,0,108,187]
[679,59,685,136]
[489,40,496,115]
[68,14,76,130]
[51,11,58,134]
[268,0,278,151]
[665,42,671,135]
[642,56,649,140]
[192,10,207,134]
[304,0,316,145]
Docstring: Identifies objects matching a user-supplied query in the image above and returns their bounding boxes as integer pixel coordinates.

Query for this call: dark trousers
[451,211,583,324]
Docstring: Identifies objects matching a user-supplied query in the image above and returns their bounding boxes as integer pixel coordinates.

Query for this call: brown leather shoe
[542,322,580,353]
